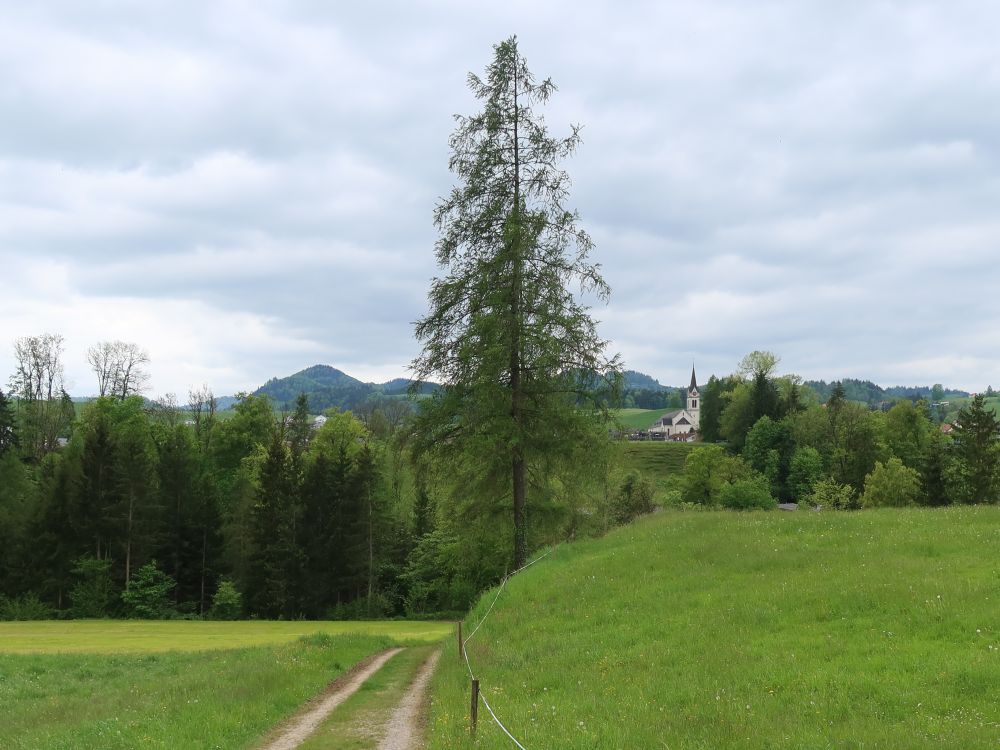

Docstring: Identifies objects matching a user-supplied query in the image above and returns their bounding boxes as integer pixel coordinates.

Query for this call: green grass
[427,507,1000,748]
[0,619,452,654]
[297,646,436,749]
[0,633,394,750]
[613,407,676,429]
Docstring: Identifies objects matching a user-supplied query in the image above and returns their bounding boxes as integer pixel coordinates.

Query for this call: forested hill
[253,364,436,412]
[804,378,969,406]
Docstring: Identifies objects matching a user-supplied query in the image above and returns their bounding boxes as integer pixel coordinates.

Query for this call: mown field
[427,507,1000,748]
[0,621,450,750]
[0,619,451,654]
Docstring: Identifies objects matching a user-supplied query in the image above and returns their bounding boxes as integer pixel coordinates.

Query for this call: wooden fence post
[471,678,480,732]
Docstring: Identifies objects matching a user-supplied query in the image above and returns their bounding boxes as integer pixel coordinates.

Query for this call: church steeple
[687,364,700,430]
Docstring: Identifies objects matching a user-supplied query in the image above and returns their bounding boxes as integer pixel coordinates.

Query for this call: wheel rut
[259,647,403,750]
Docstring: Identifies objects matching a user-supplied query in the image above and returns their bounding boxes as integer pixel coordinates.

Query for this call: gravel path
[376,649,441,750]
[260,647,403,750]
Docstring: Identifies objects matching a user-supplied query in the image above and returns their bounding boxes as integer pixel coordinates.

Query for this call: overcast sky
[2,1,999,398]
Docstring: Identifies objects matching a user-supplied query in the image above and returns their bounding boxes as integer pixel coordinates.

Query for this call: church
[647,366,700,439]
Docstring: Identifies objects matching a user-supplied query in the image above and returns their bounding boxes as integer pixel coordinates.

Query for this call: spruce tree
[413,36,618,567]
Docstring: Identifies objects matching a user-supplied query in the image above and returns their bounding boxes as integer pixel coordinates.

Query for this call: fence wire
[461,545,560,750]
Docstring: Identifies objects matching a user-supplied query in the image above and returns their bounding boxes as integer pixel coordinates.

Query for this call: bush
[209,578,243,620]
[718,475,776,510]
[121,561,177,619]
[807,477,858,510]
[862,457,921,508]
[0,592,52,621]
[611,471,656,524]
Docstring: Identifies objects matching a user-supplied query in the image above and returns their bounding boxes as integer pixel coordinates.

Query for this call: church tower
[687,364,700,429]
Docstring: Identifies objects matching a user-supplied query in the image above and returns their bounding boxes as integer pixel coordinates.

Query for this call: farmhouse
[648,366,700,439]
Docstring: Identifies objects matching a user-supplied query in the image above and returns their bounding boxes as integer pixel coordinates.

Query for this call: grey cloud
[3,0,1000,394]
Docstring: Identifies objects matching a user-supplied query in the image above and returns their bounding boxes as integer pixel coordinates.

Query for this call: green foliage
[0,592,52,621]
[881,400,932,471]
[248,430,303,619]
[807,477,858,510]
[681,445,752,505]
[121,561,177,619]
[718,474,776,510]
[411,36,618,568]
[828,399,883,491]
[920,432,951,505]
[209,578,243,620]
[697,375,728,443]
[400,529,486,617]
[861,457,921,508]
[742,416,793,499]
[0,388,17,455]
[610,470,655,524]
[70,556,116,618]
[947,394,1000,504]
[787,445,825,500]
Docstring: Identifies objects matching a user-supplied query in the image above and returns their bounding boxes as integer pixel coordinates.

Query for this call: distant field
[428,506,1000,748]
[0,619,451,654]
[613,407,674,429]
[621,440,693,480]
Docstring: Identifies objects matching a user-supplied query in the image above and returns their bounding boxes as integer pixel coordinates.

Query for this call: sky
[2,1,1000,398]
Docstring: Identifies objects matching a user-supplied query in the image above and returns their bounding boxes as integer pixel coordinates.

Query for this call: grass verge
[427,506,1000,748]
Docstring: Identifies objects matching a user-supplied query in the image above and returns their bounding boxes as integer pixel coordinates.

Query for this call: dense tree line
[0,387,416,620]
[684,352,1000,510]
[1,336,637,622]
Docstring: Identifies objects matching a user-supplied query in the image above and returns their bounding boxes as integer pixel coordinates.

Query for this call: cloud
[2,1,1000,395]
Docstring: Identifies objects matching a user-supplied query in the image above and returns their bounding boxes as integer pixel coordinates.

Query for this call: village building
[648,366,700,440]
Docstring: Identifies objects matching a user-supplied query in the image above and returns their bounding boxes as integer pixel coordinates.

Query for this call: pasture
[427,506,1000,748]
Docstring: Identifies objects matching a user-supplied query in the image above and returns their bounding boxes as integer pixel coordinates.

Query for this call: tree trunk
[510,62,527,570]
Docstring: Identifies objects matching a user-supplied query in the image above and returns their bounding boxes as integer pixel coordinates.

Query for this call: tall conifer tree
[413,37,618,567]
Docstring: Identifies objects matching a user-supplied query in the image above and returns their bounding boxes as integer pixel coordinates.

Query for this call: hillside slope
[427,507,1000,748]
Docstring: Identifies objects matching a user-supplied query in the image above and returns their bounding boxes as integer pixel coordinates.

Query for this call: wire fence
[460,544,560,750]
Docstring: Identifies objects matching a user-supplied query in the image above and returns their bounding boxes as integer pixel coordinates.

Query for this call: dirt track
[260,647,403,750]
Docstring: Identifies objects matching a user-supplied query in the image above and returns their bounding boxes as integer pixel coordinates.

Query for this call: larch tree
[412,37,619,568]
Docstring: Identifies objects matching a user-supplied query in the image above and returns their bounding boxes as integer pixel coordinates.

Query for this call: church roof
[658,410,682,426]
[689,365,698,392]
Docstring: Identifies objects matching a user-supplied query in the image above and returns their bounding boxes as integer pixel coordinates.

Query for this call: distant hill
[623,370,670,392]
[804,378,969,406]
[253,364,436,412]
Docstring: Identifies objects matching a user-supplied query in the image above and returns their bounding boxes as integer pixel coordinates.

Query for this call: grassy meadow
[0,621,450,749]
[427,507,1000,748]
[613,407,674,430]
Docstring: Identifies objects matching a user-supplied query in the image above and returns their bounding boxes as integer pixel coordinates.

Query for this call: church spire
[689,363,697,393]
